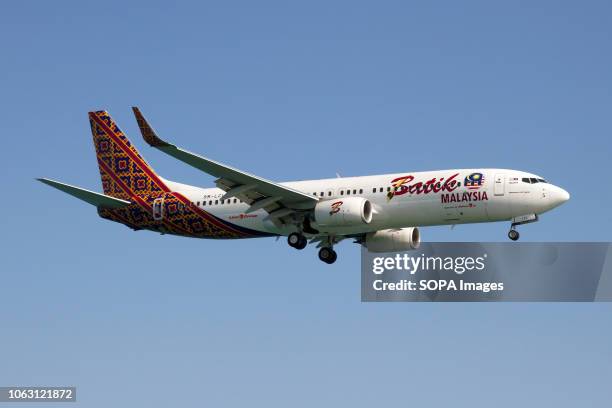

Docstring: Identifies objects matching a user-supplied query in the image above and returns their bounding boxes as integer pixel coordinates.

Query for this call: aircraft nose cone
[560,188,570,203]
[551,186,570,207]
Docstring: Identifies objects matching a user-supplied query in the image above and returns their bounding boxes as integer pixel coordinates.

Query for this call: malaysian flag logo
[464,172,485,189]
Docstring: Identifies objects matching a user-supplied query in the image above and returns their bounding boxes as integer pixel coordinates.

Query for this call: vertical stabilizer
[88,110,168,200]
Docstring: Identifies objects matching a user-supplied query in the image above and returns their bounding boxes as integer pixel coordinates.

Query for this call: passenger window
[328,191,332,196]
[215,200,218,204]
[346,190,350,195]
[379,187,383,193]
[353,189,357,194]
[359,189,363,194]
[387,187,391,192]
[372,188,376,193]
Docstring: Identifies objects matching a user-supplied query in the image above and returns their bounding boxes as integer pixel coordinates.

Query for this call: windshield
[522,177,548,184]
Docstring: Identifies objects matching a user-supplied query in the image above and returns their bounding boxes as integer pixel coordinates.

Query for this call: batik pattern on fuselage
[89,111,271,239]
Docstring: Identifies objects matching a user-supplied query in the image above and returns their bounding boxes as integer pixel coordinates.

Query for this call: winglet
[37,178,131,208]
[132,107,172,147]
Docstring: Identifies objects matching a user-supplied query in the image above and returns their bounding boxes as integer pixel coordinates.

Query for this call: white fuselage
[163,168,570,238]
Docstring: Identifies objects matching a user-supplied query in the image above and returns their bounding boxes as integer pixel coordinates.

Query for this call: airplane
[38,108,570,264]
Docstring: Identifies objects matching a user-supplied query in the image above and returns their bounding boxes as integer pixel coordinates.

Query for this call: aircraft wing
[37,178,131,208]
[132,107,318,220]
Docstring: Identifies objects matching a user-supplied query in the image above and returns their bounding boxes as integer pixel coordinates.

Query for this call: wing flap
[38,178,131,209]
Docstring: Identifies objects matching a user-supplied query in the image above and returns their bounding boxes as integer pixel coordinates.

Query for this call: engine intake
[314,197,372,228]
[365,227,421,253]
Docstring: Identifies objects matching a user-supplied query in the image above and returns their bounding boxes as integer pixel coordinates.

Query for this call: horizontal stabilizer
[37,178,131,208]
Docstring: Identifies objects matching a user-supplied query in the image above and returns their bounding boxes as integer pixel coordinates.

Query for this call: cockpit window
[522,177,548,184]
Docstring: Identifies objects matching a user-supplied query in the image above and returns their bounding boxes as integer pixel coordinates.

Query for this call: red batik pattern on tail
[89,110,264,239]
[89,110,168,200]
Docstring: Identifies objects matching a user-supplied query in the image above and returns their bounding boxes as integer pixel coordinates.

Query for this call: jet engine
[313,197,373,228]
[365,227,421,253]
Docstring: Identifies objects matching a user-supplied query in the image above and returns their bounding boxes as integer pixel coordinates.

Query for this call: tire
[288,232,302,248]
[328,250,337,264]
[508,230,520,241]
[295,235,307,250]
[318,247,337,264]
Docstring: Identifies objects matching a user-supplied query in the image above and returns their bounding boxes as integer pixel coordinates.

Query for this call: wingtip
[132,107,170,147]
[37,177,56,188]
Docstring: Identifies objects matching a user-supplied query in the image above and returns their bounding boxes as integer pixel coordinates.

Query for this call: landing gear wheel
[508,229,520,241]
[295,236,307,250]
[318,247,337,264]
[288,233,307,250]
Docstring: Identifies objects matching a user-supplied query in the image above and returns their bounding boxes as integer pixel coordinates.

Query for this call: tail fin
[89,110,168,199]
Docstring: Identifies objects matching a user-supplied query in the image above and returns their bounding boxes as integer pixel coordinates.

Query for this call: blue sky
[1,1,611,406]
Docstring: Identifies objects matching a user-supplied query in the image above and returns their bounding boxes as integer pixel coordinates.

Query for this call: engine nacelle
[313,197,373,228]
[365,227,421,253]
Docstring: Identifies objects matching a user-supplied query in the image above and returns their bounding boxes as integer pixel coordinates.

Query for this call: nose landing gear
[507,213,538,241]
[508,229,520,241]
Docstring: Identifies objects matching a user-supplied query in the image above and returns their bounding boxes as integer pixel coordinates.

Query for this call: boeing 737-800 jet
[39,108,570,264]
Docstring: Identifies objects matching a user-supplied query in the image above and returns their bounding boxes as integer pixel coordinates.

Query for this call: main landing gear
[287,232,338,264]
[287,232,307,250]
[318,247,338,264]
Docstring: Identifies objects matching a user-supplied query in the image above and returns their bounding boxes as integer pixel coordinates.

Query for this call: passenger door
[494,174,505,196]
